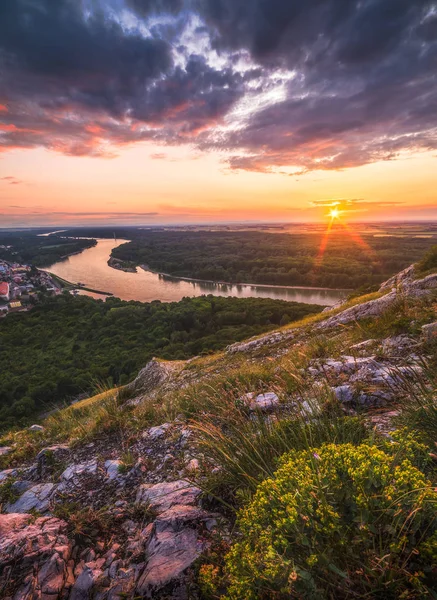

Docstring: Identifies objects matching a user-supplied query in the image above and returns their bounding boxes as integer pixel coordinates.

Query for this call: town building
[0,281,10,302]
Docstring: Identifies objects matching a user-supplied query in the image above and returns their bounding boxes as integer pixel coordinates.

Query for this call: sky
[1,0,437,227]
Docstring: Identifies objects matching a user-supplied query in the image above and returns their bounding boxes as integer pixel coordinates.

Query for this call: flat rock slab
[136,527,203,598]
[136,481,201,513]
[6,482,56,514]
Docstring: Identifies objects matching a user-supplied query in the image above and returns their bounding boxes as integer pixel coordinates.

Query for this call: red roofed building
[0,282,10,301]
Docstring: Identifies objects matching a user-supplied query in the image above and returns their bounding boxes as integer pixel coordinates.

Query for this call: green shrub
[224,442,437,599]
[416,245,437,275]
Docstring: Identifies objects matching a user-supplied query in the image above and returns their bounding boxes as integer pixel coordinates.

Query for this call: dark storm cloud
[1,0,437,172]
[0,0,248,155]
[192,0,437,172]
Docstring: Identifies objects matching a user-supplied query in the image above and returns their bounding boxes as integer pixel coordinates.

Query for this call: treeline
[0,232,96,267]
[111,230,437,289]
[0,294,321,428]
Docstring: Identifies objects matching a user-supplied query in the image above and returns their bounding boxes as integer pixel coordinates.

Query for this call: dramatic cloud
[1,0,436,172]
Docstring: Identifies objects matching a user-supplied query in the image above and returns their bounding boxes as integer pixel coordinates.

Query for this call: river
[46,238,348,306]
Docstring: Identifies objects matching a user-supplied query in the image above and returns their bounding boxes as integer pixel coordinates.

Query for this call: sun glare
[329,207,340,219]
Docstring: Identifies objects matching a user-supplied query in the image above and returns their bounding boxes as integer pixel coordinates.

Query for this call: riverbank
[139,264,352,294]
[47,272,114,297]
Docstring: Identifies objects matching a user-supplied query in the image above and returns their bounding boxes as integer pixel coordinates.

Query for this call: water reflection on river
[46,239,348,306]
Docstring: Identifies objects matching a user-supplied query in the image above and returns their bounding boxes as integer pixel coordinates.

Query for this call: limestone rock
[0,514,71,599]
[144,423,172,440]
[136,526,203,598]
[422,321,437,342]
[136,480,201,513]
[135,483,215,599]
[6,483,56,514]
[70,565,103,600]
[240,391,280,411]
[333,385,354,403]
[104,459,122,481]
[28,424,44,433]
[125,359,178,396]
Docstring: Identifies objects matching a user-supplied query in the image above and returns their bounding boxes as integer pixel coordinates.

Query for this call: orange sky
[1,144,436,226]
[1,1,437,227]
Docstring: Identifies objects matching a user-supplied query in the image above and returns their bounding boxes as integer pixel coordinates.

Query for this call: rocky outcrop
[124,359,184,397]
[0,514,71,599]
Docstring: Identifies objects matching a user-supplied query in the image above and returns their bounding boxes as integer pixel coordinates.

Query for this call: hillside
[0,295,321,428]
[1,248,437,599]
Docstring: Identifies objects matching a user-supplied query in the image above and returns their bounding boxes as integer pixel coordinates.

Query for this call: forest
[0,232,96,267]
[110,230,437,289]
[0,294,321,429]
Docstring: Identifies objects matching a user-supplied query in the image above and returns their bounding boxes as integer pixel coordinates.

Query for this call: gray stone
[350,339,376,351]
[70,565,102,600]
[6,483,56,514]
[60,460,98,482]
[144,423,171,440]
[241,391,280,411]
[0,468,17,482]
[422,321,437,342]
[28,424,44,432]
[104,459,122,481]
[0,446,12,457]
[333,385,354,403]
[136,481,201,513]
[381,335,418,355]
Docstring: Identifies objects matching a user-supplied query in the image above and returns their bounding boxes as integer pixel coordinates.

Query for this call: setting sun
[329,208,340,219]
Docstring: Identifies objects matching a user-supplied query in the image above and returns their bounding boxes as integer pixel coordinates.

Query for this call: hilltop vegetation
[0,294,321,428]
[111,229,437,289]
[1,255,437,598]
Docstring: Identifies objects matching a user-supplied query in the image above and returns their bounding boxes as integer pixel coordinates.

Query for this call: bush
[224,442,437,599]
[416,244,437,275]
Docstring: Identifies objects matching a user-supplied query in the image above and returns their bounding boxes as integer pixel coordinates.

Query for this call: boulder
[136,480,201,513]
[125,359,178,396]
[5,483,56,514]
[0,446,12,457]
[332,385,354,403]
[28,424,44,433]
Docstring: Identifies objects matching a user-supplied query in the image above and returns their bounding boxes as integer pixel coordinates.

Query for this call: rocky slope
[1,262,436,599]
